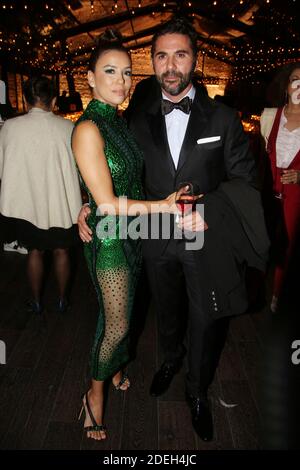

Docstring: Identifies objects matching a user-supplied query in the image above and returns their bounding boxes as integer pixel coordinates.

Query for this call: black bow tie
[161,96,192,115]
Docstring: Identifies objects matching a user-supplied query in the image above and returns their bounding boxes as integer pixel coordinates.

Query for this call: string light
[0,0,297,87]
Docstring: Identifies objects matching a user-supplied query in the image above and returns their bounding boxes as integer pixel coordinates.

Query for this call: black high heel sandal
[78,392,107,436]
[113,372,130,391]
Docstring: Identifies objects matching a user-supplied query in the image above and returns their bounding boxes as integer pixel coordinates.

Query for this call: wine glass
[175,181,197,218]
[175,181,201,238]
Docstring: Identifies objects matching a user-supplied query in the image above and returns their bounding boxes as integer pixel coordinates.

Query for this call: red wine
[176,197,195,215]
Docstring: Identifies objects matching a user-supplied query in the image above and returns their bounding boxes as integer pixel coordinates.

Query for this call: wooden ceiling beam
[49,3,254,42]
[69,24,234,59]
[49,4,164,41]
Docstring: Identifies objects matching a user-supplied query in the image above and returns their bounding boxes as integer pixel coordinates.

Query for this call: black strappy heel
[78,392,107,436]
[113,372,130,391]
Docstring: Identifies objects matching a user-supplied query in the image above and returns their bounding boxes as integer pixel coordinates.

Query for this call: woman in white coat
[0,76,82,313]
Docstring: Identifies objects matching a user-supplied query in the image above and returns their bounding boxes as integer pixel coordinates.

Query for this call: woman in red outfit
[260,62,300,312]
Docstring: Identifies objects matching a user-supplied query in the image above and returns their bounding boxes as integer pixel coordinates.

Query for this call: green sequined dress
[75,99,143,381]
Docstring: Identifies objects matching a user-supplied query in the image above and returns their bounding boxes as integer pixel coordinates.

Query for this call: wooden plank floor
[0,246,275,450]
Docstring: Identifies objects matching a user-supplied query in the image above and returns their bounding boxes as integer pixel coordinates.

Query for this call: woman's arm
[72,121,176,215]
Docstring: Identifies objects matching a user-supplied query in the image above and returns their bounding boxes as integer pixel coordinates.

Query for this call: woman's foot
[57,297,69,313]
[112,370,130,391]
[81,390,107,440]
[26,299,43,314]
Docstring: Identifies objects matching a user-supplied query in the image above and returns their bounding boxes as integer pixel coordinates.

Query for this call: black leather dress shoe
[150,362,180,397]
[186,394,213,441]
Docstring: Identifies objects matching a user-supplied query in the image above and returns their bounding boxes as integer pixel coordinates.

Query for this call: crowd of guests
[0,16,299,444]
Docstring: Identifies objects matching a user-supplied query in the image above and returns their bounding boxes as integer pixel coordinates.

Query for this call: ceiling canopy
[0,0,299,82]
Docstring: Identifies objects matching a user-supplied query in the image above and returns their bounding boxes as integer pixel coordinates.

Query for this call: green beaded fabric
[75,99,143,380]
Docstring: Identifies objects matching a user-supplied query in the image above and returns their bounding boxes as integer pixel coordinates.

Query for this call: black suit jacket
[128,85,257,258]
[197,179,269,318]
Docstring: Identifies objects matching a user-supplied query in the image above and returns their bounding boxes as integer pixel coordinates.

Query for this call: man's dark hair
[23,76,56,109]
[151,16,198,59]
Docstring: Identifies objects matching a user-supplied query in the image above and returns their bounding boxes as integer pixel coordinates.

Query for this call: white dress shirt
[276,110,300,168]
[163,86,196,168]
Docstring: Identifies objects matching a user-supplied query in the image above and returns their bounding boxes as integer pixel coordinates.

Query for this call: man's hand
[78,204,92,242]
[178,210,208,232]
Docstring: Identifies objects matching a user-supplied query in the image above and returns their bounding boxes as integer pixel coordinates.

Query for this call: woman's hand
[164,191,179,213]
[281,169,300,185]
[164,185,192,213]
[78,204,92,242]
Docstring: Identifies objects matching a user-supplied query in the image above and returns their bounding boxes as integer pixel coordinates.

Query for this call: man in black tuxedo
[78,17,268,441]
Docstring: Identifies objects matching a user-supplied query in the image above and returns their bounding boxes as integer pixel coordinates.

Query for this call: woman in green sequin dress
[72,31,178,441]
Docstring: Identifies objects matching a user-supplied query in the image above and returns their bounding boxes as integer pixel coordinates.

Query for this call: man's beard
[157,69,193,96]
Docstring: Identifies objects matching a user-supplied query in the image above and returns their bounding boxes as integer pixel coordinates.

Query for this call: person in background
[0,86,26,254]
[0,76,82,313]
[260,62,300,313]
[57,90,69,114]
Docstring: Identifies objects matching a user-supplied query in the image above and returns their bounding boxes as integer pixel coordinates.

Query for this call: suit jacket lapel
[176,90,213,174]
[146,100,176,177]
